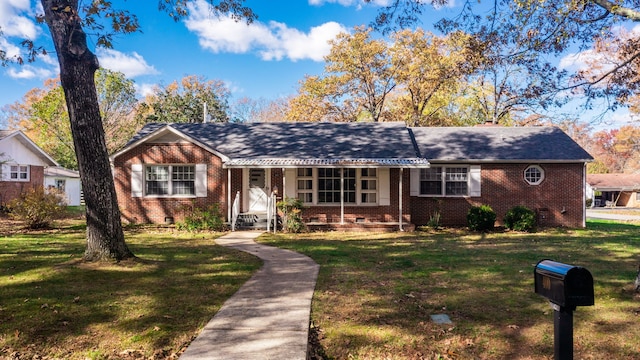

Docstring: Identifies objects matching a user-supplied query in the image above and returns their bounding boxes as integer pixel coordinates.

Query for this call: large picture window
[297,168,380,205]
[420,167,469,196]
[145,165,195,196]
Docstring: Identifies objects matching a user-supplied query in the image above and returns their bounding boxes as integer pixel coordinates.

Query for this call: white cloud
[0,37,22,59]
[135,83,157,98]
[308,0,391,6]
[185,0,348,62]
[260,21,346,61]
[7,64,55,79]
[96,48,159,78]
[0,0,40,39]
[558,50,608,72]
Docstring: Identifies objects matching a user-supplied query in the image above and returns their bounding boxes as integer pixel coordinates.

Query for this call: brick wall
[410,163,586,228]
[0,165,44,205]
[113,143,227,224]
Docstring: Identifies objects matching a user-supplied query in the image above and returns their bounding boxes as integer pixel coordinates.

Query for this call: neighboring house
[586,173,640,207]
[44,166,82,206]
[0,130,58,205]
[111,122,593,229]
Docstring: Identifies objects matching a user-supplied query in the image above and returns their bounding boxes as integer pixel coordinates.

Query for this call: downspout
[227,168,232,222]
[582,163,586,228]
[399,168,404,231]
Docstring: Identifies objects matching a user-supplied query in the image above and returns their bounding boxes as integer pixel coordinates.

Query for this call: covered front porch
[224,161,427,232]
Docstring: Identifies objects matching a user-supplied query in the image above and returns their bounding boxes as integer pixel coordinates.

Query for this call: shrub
[176,203,226,232]
[427,198,443,229]
[504,205,536,232]
[467,204,496,232]
[276,197,306,233]
[8,186,66,229]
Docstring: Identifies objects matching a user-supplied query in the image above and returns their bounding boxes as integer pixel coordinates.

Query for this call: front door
[248,168,268,212]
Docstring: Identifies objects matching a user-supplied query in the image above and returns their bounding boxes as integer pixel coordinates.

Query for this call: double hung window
[297,168,313,203]
[145,165,195,196]
[419,166,469,196]
[360,168,377,203]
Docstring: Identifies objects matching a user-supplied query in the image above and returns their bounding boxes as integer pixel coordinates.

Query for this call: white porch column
[399,168,404,231]
[282,168,286,199]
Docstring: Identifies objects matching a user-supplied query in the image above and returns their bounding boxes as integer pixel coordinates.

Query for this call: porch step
[235,213,276,230]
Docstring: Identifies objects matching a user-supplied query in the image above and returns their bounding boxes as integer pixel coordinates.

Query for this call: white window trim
[7,164,30,182]
[524,165,545,186]
[416,165,481,197]
[131,163,207,198]
[295,168,381,206]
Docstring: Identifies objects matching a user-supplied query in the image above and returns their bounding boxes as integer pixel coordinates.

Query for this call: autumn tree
[6,79,76,169]
[142,75,231,123]
[388,28,482,126]
[288,27,396,122]
[95,69,142,153]
[5,69,142,168]
[1,1,256,261]
[370,0,640,116]
[287,75,359,122]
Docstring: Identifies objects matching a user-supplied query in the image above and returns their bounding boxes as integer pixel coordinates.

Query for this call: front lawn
[260,220,640,359]
[0,222,261,359]
[2,218,639,359]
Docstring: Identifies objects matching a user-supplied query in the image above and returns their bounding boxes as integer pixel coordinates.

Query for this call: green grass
[260,220,640,359]
[2,218,639,359]
[0,223,261,359]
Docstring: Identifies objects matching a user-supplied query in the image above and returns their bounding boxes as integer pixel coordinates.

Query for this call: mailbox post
[534,260,594,360]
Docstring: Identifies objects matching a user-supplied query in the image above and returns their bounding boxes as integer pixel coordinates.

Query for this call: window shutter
[284,169,296,198]
[410,168,420,196]
[131,164,143,198]
[379,168,390,206]
[469,165,481,197]
[195,164,207,197]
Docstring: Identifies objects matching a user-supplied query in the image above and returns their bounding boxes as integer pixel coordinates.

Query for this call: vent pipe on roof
[203,102,208,123]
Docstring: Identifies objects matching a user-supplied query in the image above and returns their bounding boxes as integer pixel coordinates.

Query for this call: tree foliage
[287,27,481,124]
[369,0,640,115]
[388,28,482,126]
[5,69,141,168]
[142,75,231,123]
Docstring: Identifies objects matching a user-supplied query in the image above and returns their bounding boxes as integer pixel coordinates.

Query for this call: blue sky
[1,0,455,106]
[0,0,636,129]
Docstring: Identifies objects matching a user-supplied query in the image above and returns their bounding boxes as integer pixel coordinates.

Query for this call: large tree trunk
[42,0,134,261]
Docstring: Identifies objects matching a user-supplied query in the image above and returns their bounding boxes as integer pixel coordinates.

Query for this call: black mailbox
[534,260,594,309]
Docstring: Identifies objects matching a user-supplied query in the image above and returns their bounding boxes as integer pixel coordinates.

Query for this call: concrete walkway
[180,231,320,360]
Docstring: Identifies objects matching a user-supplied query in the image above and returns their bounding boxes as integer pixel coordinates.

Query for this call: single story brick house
[586,173,640,207]
[110,122,593,229]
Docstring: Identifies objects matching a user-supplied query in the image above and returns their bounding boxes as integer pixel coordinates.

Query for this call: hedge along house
[111,122,429,229]
[111,122,593,229]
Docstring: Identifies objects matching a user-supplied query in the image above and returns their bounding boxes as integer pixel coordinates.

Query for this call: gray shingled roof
[127,122,429,167]
[410,126,593,162]
[121,123,592,166]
